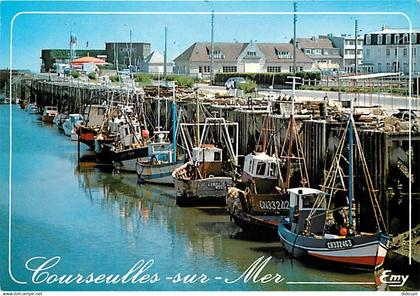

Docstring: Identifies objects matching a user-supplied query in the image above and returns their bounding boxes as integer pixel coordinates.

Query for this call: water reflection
[74,156,388,291]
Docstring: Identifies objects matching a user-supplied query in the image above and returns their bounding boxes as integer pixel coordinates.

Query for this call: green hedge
[133,73,196,87]
[214,72,321,85]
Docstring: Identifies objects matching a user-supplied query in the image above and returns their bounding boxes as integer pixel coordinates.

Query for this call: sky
[1,0,419,72]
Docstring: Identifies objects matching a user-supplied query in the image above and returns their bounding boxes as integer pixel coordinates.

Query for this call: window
[414,48,417,56]
[323,49,328,55]
[378,62,382,72]
[412,33,417,44]
[199,65,210,73]
[403,33,408,44]
[403,62,408,73]
[300,66,304,72]
[256,162,267,176]
[386,63,391,71]
[386,48,390,56]
[222,66,237,73]
[267,66,282,73]
[386,34,391,45]
[394,34,400,44]
[366,34,371,45]
[208,49,223,59]
[366,48,370,57]
[377,34,383,44]
[403,48,408,56]
[97,108,106,115]
[268,163,277,177]
[314,49,322,55]
[246,51,257,56]
[214,151,221,161]
[305,49,311,54]
[276,50,291,59]
[302,194,317,209]
[395,48,398,56]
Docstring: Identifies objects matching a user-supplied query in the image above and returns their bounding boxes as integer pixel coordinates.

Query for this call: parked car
[225,77,246,90]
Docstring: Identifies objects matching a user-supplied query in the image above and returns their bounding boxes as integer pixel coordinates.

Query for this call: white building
[327,34,364,73]
[140,51,173,74]
[363,27,420,74]
[173,42,314,77]
[291,36,342,71]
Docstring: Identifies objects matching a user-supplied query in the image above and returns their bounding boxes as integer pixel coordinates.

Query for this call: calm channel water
[0,104,412,291]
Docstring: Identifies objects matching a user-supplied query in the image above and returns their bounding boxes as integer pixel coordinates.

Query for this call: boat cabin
[83,105,107,127]
[243,152,280,179]
[148,132,173,163]
[192,145,223,176]
[119,122,142,148]
[43,106,58,116]
[192,145,222,163]
[288,187,327,234]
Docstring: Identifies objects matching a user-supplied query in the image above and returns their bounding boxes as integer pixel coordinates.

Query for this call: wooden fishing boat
[278,109,390,270]
[136,132,184,185]
[172,115,238,206]
[227,112,309,241]
[137,91,184,185]
[227,152,288,240]
[74,105,108,149]
[41,106,59,123]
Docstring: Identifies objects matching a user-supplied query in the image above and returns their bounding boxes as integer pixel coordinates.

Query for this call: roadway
[196,83,419,111]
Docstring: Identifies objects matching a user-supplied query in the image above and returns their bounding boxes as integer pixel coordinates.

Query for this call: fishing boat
[108,118,149,172]
[41,106,59,123]
[136,132,184,185]
[74,104,108,149]
[227,112,310,240]
[63,114,84,140]
[136,95,184,185]
[53,113,68,131]
[278,108,390,270]
[172,115,239,206]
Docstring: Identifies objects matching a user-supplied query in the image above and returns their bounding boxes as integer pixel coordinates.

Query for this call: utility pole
[354,19,358,75]
[210,11,215,83]
[293,2,297,75]
[164,26,168,85]
[129,29,133,69]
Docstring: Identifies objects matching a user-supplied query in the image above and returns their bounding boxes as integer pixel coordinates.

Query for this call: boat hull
[137,161,184,185]
[42,115,56,123]
[231,213,284,241]
[278,223,389,270]
[75,126,98,149]
[173,176,233,206]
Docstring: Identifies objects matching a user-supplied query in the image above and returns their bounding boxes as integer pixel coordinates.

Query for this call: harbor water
[0,105,414,291]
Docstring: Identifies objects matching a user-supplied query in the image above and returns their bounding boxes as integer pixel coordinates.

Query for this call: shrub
[239,79,257,94]
[172,75,195,87]
[214,72,321,86]
[109,75,121,82]
[134,73,152,85]
[71,70,80,79]
[87,72,97,80]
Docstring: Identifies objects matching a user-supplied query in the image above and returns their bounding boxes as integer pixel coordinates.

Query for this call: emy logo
[379,270,409,287]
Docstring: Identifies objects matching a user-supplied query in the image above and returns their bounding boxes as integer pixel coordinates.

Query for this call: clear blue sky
[1,0,419,72]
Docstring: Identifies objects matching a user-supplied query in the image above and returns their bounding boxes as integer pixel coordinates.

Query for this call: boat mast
[195,87,200,147]
[157,72,161,132]
[348,100,354,227]
[172,83,177,162]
